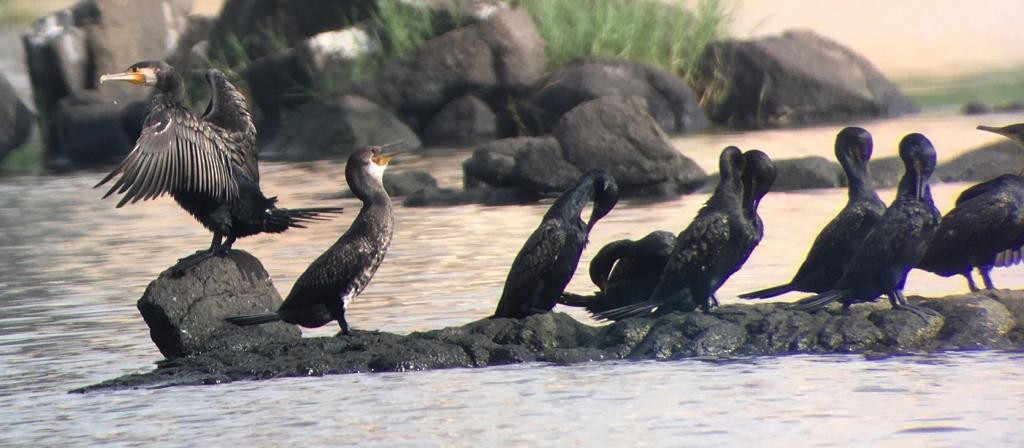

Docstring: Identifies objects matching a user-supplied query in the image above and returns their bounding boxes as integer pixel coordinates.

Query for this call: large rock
[0,74,33,161]
[695,30,918,129]
[531,59,709,134]
[934,140,1024,183]
[261,95,421,160]
[423,95,497,146]
[367,8,544,119]
[867,156,903,189]
[463,136,555,189]
[136,250,300,359]
[771,156,844,191]
[46,91,144,170]
[77,291,1024,392]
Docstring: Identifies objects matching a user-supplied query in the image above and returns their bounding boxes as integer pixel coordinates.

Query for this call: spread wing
[96,104,241,207]
[493,220,569,318]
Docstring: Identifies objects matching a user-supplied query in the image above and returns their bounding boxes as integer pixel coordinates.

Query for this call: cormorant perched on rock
[790,133,941,317]
[917,123,1024,290]
[557,230,676,317]
[741,127,885,299]
[225,146,398,334]
[96,60,342,257]
[492,169,619,319]
[596,147,773,319]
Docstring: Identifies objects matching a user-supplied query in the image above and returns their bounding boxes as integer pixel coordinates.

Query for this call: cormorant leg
[889,289,935,323]
[221,235,237,253]
[710,294,720,308]
[963,271,979,292]
[841,303,852,315]
[208,231,223,253]
[338,316,351,336]
[978,266,996,290]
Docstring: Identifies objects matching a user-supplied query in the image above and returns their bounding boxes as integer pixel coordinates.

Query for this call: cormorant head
[741,150,776,213]
[585,169,619,231]
[100,60,180,93]
[716,146,746,193]
[589,239,629,291]
[897,133,936,200]
[835,126,873,170]
[346,142,403,201]
[977,123,1024,146]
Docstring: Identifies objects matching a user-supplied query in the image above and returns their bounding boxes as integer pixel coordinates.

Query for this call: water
[3,113,1024,446]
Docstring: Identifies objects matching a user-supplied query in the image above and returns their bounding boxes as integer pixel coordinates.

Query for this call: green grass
[897,65,1024,111]
[513,0,731,81]
[0,130,43,175]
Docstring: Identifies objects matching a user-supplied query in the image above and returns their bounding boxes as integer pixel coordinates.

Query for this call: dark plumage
[741,127,885,299]
[225,147,397,334]
[596,146,773,320]
[492,169,619,319]
[790,133,941,317]
[557,230,676,317]
[917,123,1024,290]
[95,61,342,255]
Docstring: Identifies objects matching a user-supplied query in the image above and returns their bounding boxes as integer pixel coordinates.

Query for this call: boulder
[771,156,843,191]
[552,96,706,196]
[423,95,497,146]
[0,74,33,161]
[46,91,144,170]
[21,7,92,117]
[961,101,990,116]
[136,250,300,359]
[934,140,1024,183]
[868,155,903,189]
[261,95,421,161]
[695,30,918,129]
[367,8,544,119]
[76,290,1024,392]
[463,136,556,189]
[531,59,709,134]
[384,170,439,197]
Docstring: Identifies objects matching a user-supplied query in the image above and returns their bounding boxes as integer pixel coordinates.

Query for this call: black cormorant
[741,127,885,299]
[790,133,941,317]
[96,60,342,257]
[225,146,397,334]
[596,146,772,319]
[492,169,619,319]
[557,230,675,317]
[917,123,1024,290]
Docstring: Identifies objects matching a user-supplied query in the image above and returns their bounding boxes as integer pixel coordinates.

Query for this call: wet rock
[423,95,497,146]
[922,294,1015,350]
[261,95,421,161]
[367,9,544,119]
[934,140,1024,184]
[78,289,1024,392]
[553,96,706,197]
[136,250,300,359]
[868,156,903,189]
[531,59,709,134]
[0,74,33,161]
[771,156,843,191]
[695,30,917,129]
[463,136,559,189]
[384,170,438,197]
[46,91,144,170]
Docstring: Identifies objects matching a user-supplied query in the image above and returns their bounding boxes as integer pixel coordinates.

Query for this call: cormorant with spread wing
[96,61,342,257]
[492,169,619,319]
[741,127,885,299]
[790,133,941,318]
[225,146,398,335]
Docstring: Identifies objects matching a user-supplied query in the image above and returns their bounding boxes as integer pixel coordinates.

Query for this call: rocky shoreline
[73,251,1024,393]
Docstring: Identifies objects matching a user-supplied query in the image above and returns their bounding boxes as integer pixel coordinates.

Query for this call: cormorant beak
[914,160,926,200]
[977,125,1011,139]
[371,153,394,167]
[100,68,157,86]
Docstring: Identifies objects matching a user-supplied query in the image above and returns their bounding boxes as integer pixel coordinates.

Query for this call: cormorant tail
[224,313,281,326]
[264,206,345,233]
[994,248,1024,268]
[787,289,853,313]
[738,283,794,300]
[556,292,597,307]
[591,299,658,321]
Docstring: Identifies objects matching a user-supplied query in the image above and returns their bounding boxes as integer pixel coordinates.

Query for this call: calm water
[3,112,1024,446]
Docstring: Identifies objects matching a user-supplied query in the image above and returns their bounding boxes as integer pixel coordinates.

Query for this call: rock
[868,156,903,189]
[961,101,990,116]
[994,101,1024,113]
[553,96,706,197]
[46,91,144,170]
[771,156,844,191]
[136,250,300,359]
[423,95,497,146]
[243,50,316,132]
[165,15,215,68]
[463,136,558,189]
[21,7,91,117]
[0,74,33,161]
[384,170,438,197]
[367,9,544,120]
[934,140,1024,183]
[261,95,422,161]
[695,30,918,129]
[531,59,709,134]
[402,185,540,207]
[77,290,1024,392]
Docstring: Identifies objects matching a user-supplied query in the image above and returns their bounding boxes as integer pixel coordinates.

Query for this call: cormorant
[557,230,676,317]
[917,123,1024,290]
[790,133,941,317]
[225,146,398,334]
[491,169,619,319]
[741,127,886,299]
[96,60,342,257]
[595,146,773,319]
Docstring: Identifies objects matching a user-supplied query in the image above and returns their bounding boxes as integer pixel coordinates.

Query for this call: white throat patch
[366,160,386,183]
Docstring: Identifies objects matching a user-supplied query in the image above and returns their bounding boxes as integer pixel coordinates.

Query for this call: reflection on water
[2,113,1024,445]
